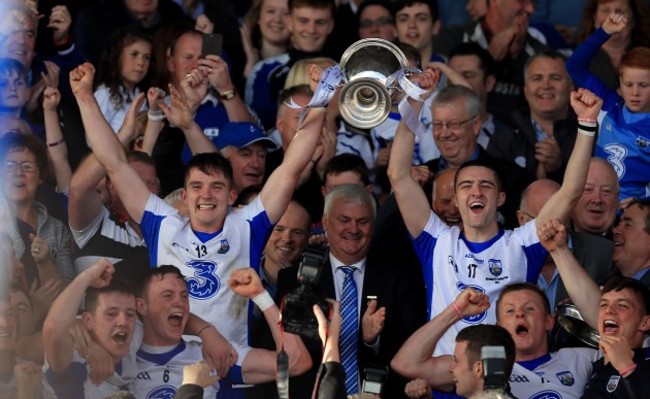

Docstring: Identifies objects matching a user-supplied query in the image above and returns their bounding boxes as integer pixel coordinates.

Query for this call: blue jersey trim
[140,210,166,267]
[195,229,223,244]
[517,353,552,371]
[460,229,505,253]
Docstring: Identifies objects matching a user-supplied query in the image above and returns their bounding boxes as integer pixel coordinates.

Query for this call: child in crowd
[0,58,28,118]
[94,28,153,133]
[566,12,650,201]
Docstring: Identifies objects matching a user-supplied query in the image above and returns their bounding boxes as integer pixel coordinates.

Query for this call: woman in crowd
[241,0,290,78]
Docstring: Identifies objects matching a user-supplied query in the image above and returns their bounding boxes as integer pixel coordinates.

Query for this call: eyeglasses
[358,16,394,29]
[4,161,36,173]
[432,115,478,132]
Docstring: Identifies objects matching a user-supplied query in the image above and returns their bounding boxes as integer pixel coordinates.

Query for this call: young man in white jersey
[386,67,602,356]
[70,62,322,393]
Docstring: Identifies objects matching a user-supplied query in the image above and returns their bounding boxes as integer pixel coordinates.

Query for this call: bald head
[517,179,560,226]
[432,168,460,226]
[572,158,619,234]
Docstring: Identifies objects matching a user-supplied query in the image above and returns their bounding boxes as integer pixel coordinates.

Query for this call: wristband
[452,302,463,320]
[48,138,66,147]
[147,110,166,121]
[619,363,637,377]
[252,290,274,311]
[578,122,597,136]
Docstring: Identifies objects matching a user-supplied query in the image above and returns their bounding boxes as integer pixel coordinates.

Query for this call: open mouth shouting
[112,330,129,344]
[602,319,619,335]
[168,311,185,328]
[515,323,529,337]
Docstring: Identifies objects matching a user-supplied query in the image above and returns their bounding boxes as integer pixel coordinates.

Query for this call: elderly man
[277,184,427,398]
[487,51,578,181]
[571,158,620,237]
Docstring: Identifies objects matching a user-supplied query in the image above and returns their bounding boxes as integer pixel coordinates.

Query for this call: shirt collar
[329,253,366,273]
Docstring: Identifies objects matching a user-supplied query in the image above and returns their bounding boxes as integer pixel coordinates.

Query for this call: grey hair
[323,184,376,219]
[163,187,184,207]
[432,85,482,119]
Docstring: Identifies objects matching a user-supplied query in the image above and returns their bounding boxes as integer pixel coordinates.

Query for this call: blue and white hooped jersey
[412,213,547,356]
[510,348,599,399]
[133,340,218,399]
[245,53,290,130]
[140,194,273,358]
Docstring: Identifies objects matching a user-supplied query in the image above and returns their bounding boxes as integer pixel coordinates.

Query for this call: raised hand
[601,12,628,35]
[70,63,96,97]
[179,68,208,112]
[195,14,214,34]
[570,88,603,120]
[454,288,490,317]
[535,138,562,175]
[228,268,264,299]
[409,66,441,102]
[147,87,165,112]
[405,378,433,399]
[85,258,115,288]
[362,299,386,343]
[43,87,61,111]
[117,92,145,140]
[199,55,234,94]
[30,278,62,322]
[29,234,51,265]
[537,219,569,253]
[159,84,194,130]
[41,61,60,89]
[599,335,635,373]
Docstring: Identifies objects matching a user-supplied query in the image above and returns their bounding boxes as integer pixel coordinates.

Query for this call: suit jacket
[275,254,427,399]
[553,232,617,311]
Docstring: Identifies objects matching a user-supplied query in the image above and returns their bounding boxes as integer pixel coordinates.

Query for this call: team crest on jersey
[448,256,458,273]
[488,259,502,277]
[186,260,221,299]
[147,385,177,399]
[455,282,487,324]
[556,371,575,386]
[530,391,561,399]
[636,136,649,149]
[606,375,620,393]
[217,239,230,254]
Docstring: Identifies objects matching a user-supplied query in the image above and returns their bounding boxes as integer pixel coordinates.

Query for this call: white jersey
[510,348,599,399]
[42,325,141,399]
[140,194,272,363]
[412,213,547,356]
[133,340,218,399]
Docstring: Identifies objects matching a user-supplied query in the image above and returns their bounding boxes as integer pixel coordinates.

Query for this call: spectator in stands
[94,28,153,133]
[0,58,29,119]
[434,0,548,125]
[1,133,75,287]
[567,12,650,202]
[431,168,461,227]
[246,0,335,129]
[487,50,578,181]
[576,0,650,90]
[241,0,290,78]
[393,0,444,65]
[216,122,278,195]
[571,158,620,237]
[357,0,397,42]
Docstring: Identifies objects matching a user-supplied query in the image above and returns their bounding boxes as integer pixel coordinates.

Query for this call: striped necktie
[339,266,359,395]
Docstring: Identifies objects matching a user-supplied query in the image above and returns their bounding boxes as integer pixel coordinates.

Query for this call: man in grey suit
[517,179,617,311]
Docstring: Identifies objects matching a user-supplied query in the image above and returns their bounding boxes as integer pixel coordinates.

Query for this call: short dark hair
[357,0,394,24]
[602,277,650,316]
[322,153,371,187]
[0,132,51,182]
[624,198,650,235]
[456,324,516,380]
[496,283,552,319]
[392,0,439,21]
[395,41,422,69]
[184,152,234,188]
[455,160,503,193]
[523,50,569,80]
[0,58,27,80]
[278,84,314,112]
[449,42,496,80]
[85,279,135,314]
[288,0,336,15]
[126,150,157,169]
[134,265,186,299]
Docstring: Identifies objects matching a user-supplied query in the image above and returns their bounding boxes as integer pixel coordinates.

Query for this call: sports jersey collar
[517,353,552,371]
[137,340,187,366]
[460,228,505,253]
[194,229,223,243]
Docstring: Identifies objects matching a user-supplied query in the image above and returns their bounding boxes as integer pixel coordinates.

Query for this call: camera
[361,365,388,396]
[482,346,508,391]
[281,246,330,340]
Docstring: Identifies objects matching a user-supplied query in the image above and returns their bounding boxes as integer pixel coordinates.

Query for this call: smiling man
[571,158,620,236]
[388,71,599,357]
[246,0,335,129]
[393,0,444,64]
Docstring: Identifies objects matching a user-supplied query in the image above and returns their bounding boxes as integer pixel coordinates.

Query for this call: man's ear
[82,312,93,331]
[486,75,496,93]
[497,191,506,207]
[433,19,442,35]
[227,189,237,206]
[545,313,555,332]
[639,315,650,333]
[136,297,147,316]
[474,359,484,378]
[166,47,174,72]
